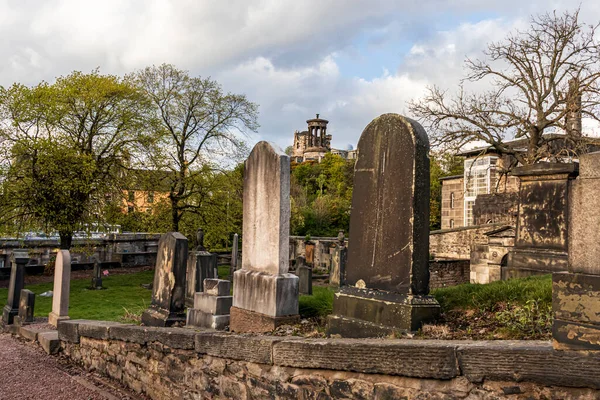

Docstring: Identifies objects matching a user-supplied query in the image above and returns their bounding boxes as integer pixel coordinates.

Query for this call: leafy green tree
[0,70,149,248]
[132,64,258,232]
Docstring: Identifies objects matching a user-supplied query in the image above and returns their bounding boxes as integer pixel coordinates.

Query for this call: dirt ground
[0,333,148,400]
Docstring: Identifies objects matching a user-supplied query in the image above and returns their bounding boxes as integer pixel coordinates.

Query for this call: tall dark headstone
[141,232,188,327]
[327,114,440,337]
[185,250,218,307]
[330,233,347,287]
[2,250,29,325]
[297,256,312,295]
[91,260,103,290]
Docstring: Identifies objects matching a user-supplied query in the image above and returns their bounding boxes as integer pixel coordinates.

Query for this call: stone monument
[141,232,188,327]
[230,141,299,332]
[2,250,29,325]
[327,114,440,337]
[553,152,600,350]
[185,249,218,307]
[187,279,232,330]
[297,257,312,295]
[49,250,71,327]
[91,260,103,290]
[15,289,35,325]
[330,231,347,287]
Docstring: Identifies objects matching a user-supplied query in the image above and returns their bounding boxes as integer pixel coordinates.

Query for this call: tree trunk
[59,231,72,250]
[527,127,541,163]
[171,197,180,232]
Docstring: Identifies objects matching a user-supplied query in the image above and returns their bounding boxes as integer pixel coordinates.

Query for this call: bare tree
[409,9,600,165]
[132,64,259,232]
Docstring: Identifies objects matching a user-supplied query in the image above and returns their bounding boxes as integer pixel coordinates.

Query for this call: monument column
[2,250,29,325]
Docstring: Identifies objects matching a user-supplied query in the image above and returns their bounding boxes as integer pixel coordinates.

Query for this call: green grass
[431,274,552,312]
[0,270,154,322]
[299,286,335,318]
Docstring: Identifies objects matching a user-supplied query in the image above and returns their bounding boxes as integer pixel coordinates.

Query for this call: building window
[465,200,475,226]
[147,191,154,203]
[464,156,498,226]
[450,192,455,209]
[449,219,454,228]
[128,190,135,202]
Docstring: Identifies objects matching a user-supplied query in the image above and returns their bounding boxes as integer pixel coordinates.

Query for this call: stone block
[17,289,35,325]
[229,306,300,333]
[506,248,568,274]
[187,309,230,330]
[232,270,298,317]
[19,326,53,342]
[109,325,156,344]
[58,319,88,343]
[194,332,282,364]
[273,338,459,379]
[193,292,232,315]
[298,265,312,295]
[204,279,231,296]
[578,151,600,179]
[38,331,60,355]
[569,177,600,275]
[152,327,197,349]
[78,321,125,340]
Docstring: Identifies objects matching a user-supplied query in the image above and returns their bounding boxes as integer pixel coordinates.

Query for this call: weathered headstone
[196,228,206,251]
[15,289,35,325]
[230,141,299,333]
[298,263,312,295]
[185,250,217,307]
[327,114,440,337]
[187,279,232,330]
[553,152,600,350]
[229,233,239,282]
[49,250,71,327]
[91,260,103,290]
[141,232,188,327]
[330,233,347,287]
[2,250,29,325]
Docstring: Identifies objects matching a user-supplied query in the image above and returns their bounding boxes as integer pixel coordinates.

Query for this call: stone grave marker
[2,250,29,325]
[553,151,600,350]
[141,232,188,327]
[49,250,71,327]
[297,257,312,295]
[327,114,440,337]
[91,260,103,290]
[15,289,35,325]
[230,141,299,332]
[330,232,347,287]
[185,250,218,307]
[187,279,232,330]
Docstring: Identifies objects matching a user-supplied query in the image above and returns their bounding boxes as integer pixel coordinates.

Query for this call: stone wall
[58,320,600,400]
[429,223,505,260]
[472,192,518,226]
[429,260,470,289]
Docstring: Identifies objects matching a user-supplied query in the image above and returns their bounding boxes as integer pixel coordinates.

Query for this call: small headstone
[330,246,347,287]
[230,141,299,333]
[298,264,312,295]
[49,250,71,327]
[91,260,103,290]
[141,232,188,327]
[187,279,232,330]
[15,289,35,325]
[185,250,217,307]
[2,250,29,325]
[327,114,440,337]
[196,228,206,251]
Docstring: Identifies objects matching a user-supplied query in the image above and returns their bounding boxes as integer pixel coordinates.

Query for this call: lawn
[0,270,154,322]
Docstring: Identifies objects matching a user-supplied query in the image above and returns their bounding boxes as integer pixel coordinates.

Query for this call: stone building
[291,114,357,163]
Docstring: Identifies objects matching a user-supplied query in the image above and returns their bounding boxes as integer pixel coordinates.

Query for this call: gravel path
[0,333,146,400]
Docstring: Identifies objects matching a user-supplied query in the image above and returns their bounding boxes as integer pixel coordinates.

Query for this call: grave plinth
[327,114,439,338]
[141,232,188,327]
[553,152,600,350]
[2,250,29,325]
[187,279,232,330]
[506,163,578,278]
[14,289,35,326]
[185,250,217,307]
[230,141,299,333]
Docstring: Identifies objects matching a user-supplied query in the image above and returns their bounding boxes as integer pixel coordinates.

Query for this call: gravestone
[185,250,218,307]
[230,141,299,332]
[327,114,440,337]
[187,279,232,330]
[91,260,103,290]
[15,289,35,325]
[553,152,600,350]
[298,264,312,295]
[2,250,29,325]
[330,232,347,287]
[141,232,188,327]
[229,233,239,282]
[49,250,71,327]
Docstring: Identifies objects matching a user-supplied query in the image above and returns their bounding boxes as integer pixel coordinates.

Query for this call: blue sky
[1,0,598,151]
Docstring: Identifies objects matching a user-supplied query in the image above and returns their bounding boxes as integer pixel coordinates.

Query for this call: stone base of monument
[187,279,233,330]
[187,309,230,330]
[552,272,600,351]
[48,312,70,328]
[141,306,186,327]
[2,306,17,325]
[229,306,300,333]
[326,287,440,338]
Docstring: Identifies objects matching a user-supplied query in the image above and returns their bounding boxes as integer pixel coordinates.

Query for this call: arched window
[450,192,455,209]
[449,219,455,228]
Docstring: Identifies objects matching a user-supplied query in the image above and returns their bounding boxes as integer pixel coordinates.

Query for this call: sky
[1,0,599,151]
